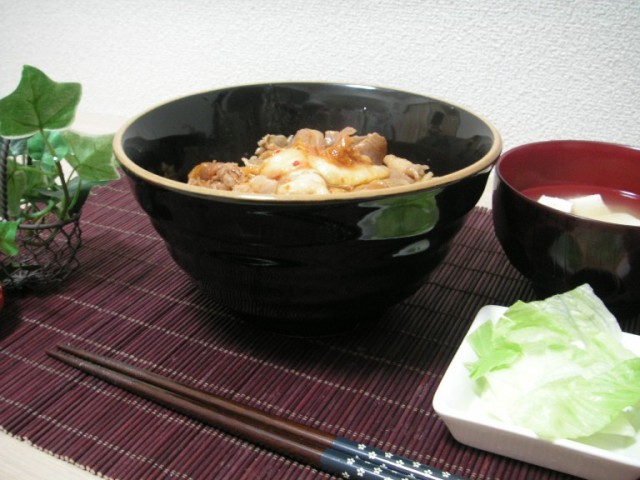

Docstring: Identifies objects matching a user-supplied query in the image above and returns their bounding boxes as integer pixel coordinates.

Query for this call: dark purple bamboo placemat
[1,176,638,480]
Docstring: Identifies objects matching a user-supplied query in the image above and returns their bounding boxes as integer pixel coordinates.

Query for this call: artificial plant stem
[1,138,9,220]
[68,174,84,214]
[22,200,56,221]
[41,129,71,219]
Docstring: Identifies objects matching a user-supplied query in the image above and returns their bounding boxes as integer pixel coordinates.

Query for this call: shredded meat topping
[187,127,433,194]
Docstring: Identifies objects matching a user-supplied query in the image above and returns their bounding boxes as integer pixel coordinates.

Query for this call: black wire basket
[0,138,82,289]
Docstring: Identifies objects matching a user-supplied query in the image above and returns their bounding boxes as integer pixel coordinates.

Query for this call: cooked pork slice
[351,132,388,165]
[188,161,244,190]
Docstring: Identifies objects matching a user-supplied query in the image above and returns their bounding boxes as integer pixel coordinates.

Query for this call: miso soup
[522,185,640,226]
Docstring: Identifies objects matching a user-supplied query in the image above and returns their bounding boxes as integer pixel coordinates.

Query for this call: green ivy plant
[0,65,119,256]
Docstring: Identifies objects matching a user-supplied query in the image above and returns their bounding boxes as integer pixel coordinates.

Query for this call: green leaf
[511,358,640,440]
[62,131,119,182]
[0,221,19,256]
[0,65,81,138]
[5,158,57,217]
[6,161,27,217]
[27,131,68,170]
[8,138,28,157]
[66,177,99,215]
[468,285,640,440]
[466,320,522,379]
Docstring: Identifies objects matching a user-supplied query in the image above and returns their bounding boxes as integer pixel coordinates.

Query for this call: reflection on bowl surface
[114,83,501,334]
[493,140,640,317]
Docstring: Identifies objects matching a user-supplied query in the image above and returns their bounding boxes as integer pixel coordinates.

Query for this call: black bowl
[114,83,501,334]
[493,140,640,317]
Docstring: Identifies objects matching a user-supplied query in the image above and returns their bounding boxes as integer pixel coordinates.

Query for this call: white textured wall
[1,0,639,151]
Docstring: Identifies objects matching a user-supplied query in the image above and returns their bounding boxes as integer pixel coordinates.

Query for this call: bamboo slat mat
[1,176,638,480]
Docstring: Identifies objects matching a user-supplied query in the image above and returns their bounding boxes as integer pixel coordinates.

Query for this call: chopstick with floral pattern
[48,344,465,480]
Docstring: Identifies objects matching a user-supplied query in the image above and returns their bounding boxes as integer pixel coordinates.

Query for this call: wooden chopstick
[48,344,466,480]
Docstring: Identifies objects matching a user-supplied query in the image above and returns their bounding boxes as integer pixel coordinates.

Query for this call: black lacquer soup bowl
[493,140,640,318]
[114,83,501,334]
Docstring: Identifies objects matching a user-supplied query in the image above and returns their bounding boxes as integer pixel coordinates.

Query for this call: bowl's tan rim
[113,83,503,203]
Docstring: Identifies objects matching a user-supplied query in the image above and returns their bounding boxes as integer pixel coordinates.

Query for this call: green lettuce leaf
[467,284,640,441]
[466,320,521,379]
[511,358,640,440]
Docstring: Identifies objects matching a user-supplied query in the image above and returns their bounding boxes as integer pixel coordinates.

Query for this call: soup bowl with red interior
[492,140,640,317]
[114,83,501,334]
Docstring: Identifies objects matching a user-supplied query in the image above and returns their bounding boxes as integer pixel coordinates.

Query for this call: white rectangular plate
[433,305,640,480]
